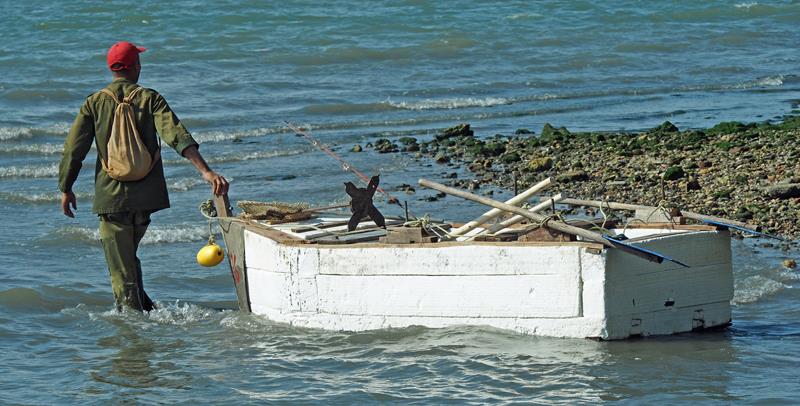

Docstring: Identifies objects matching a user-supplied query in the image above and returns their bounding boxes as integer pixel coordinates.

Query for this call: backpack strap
[100,86,144,104]
[99,88,121,104]
[123,86,144,103]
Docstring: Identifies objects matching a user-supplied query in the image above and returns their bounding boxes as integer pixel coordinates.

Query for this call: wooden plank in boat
[313,229,388,244]
[289,219,403,240]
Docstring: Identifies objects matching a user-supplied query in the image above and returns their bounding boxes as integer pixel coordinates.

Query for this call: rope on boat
[403,214,453,240]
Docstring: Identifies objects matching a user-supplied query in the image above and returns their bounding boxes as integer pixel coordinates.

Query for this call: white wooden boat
[216,208,733,340]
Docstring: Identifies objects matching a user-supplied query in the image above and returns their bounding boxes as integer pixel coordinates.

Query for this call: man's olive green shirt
[58,78,198,214]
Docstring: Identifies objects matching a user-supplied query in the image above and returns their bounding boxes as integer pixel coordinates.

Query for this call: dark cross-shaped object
[345,175,386,232]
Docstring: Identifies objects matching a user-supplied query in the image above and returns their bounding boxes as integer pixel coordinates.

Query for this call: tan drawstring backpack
[98,86,161,181]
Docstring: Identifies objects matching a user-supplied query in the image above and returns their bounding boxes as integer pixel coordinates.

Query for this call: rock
[686,178,701,191]
[500,151,521,164]
[783,259,797,269]
[540,123,570,142]
[527,157,553,172]
[446,172,458,178]
[652,121,679,133]
[394,184,415,194]
[764,183,800,199]
[404,143,420,152]
[467,162,483,172]
[435,123,473,141]
[435,153,450,164]
[398,137,417,145]
[734,206,754,221]
[515,128,533,135]
[556,170,589,183]
[663,166,685,181]
[351,144,363,152]
[374,138,399,153]
[708,121,754,135]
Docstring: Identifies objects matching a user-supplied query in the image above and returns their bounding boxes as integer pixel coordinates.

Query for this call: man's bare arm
[182,145,229,196]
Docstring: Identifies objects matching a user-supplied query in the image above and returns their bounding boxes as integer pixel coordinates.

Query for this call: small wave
[0,123,69,141]
[0,191,92,205]
[0,143,64,155]
[87,300,224,327]
[167,177,206,192]
[164,149,307,165]
[193,126,288,143]
[507,12,542,20]
[0,163,59,178]
[146,301,221,326]
[751,75,784,87]
[733,275,787,304]
[387,97,512,111]
[44,224,210,246]
[735,2,759,9]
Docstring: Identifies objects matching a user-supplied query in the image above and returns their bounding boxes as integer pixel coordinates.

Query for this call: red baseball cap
[106,41,147,71]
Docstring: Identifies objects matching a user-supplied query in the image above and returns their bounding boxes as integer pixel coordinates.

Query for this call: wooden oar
[560,198,759,231]
[448,177,553,237]
[419,179,689,266]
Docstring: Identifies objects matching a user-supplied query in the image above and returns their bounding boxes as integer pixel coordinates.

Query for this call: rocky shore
[360,117,800,240]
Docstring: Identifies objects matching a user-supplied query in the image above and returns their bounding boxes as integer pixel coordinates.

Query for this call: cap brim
[136,46,147,53]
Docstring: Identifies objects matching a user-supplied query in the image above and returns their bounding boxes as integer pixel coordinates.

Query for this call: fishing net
[236,200,311,221]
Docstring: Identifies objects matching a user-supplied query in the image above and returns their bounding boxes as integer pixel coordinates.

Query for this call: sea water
[1,1,799,403]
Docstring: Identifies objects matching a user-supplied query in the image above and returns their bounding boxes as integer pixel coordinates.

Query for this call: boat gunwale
[237,219,719,250]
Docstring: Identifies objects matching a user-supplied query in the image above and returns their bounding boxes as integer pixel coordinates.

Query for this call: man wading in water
[58,41,229,311]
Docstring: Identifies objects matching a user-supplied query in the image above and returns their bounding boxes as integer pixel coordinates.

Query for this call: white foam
[507,12,543,20]
[52,224,210,245]
[0,127,34,141]
[0,143,65,155]
[733,275,786,304]
[164,148,307,165]
[0,123,70,141]
[732,75,785,89]
[145,301,220,326]
[735,2,759,9]
[193,126,286,143]
[87,301,222,326]
[387,97,512,111]
[167,177,206,192]
[141,225,210,245]
[753,75,784,87]
[0,163,59,178]
[0,191,92,204]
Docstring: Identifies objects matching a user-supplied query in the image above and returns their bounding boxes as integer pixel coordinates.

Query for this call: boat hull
[220,223,733,340]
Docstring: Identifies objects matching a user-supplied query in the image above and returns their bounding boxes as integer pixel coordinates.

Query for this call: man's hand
[202,171,229,196]
[61,191,77,218]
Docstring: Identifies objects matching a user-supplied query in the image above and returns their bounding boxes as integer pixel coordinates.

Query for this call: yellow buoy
[197,240,225,267]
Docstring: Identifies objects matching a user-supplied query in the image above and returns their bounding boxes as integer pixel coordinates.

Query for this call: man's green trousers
[99,211,156,312]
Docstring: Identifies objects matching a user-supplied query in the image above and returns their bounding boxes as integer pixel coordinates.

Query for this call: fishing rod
[284,121,405,211]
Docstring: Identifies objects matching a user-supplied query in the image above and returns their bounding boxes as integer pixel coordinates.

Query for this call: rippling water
[2,0,800,403]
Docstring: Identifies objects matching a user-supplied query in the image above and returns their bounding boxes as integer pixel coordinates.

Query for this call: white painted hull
[223,223,733,340]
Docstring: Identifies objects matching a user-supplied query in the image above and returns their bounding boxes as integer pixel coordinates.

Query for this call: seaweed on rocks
[391,120,800,238]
